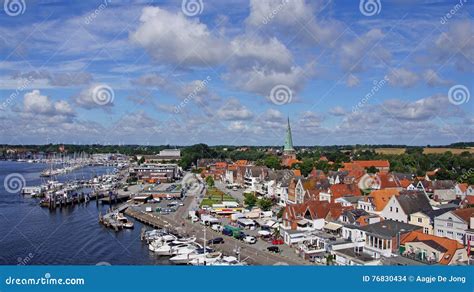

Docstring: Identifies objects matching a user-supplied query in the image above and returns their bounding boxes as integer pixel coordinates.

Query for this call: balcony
[402,251,438,265]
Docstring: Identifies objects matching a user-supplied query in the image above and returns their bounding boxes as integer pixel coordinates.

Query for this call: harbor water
[0,161,170,265]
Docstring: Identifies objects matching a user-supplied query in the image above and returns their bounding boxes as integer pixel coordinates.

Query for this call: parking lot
[131,174,309,265]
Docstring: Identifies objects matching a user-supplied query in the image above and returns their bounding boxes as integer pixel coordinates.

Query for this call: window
[390,207,393,212]
[424,227,429,234]
[396,207,399,213]
[418,218,423,223]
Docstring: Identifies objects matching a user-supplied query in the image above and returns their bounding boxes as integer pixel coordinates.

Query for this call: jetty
[99,203,133,231]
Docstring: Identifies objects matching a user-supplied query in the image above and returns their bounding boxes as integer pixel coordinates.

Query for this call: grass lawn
[200,187,237,207]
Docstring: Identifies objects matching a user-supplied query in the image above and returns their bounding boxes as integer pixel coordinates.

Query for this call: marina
[0,160,170,265]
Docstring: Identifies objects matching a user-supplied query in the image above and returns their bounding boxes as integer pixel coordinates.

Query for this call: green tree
[244,193,257,209]
[205,176,215,187]
[264,155,281,169]
[257,197,274,211]
[365,166,379,174]
[291,158,314,176]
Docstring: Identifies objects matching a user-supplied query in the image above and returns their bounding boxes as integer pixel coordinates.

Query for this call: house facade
[434,208,474,244]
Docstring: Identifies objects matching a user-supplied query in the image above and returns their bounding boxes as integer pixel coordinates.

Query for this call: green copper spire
[284,117,294,152]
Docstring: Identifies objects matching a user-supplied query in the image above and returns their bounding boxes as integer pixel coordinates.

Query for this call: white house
[434,208,474,244]
[380,192,432,223]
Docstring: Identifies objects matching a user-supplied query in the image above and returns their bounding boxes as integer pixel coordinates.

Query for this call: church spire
[284,117,294,152]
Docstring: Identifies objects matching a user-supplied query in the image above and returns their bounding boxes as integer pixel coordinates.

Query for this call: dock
[99,203,132,231]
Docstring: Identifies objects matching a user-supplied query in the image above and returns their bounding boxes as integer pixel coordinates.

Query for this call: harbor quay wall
[124,208,307,266]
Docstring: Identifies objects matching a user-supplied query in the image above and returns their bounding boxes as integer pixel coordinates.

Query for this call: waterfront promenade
[125,206,309,266]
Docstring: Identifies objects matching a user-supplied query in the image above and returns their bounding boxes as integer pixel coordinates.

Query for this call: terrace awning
[324,222,343,231]
[297,219,310,226]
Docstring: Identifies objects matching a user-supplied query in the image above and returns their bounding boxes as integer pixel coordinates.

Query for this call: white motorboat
[169,247,214,264]
[21,186,42,196]
[208,256,247,266]
[171,243,199,256]
[152,242,194,256]
[188,252,223,266]
[148,235,178,252]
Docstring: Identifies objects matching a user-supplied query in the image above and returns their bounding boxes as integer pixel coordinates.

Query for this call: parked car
[267,246,280,253]
[271,239,284,245]
[243,236,257,244]
[191,216,199,223]
[211,224,223,232]
[235,232,246,240]
[207,237,225,245]
[222,228,233,236]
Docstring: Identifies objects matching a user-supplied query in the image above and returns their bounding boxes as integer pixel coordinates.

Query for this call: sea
[0,161,170,265]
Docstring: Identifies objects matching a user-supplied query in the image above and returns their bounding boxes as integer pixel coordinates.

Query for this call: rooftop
[357,220,421,239]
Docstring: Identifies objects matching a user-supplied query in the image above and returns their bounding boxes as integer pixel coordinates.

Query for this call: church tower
[282,117,297,167]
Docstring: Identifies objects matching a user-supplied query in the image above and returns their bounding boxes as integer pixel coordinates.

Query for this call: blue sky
[0,0,472,146]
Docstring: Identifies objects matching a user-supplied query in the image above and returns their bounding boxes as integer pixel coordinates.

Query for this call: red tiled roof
[401,231,464,265]
[369,189,400,211]
[235,160,248,166]
[463,196,474,205]
[284,200,348,224]
[343,160,390,170]
[215,162,227,168]
[452,208,474,223]
[458,183,468,193]
[377,172,401,189]
[399,178,413,188]
[329,183,361,200]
